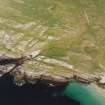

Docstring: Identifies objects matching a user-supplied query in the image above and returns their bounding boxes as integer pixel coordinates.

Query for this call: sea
[63,81,105,105]
[0,74,105,105]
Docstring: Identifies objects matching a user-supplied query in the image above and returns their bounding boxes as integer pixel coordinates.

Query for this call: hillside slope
[0,0,105,85]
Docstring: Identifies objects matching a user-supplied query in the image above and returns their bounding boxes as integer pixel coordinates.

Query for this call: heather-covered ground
[0,0,105,80]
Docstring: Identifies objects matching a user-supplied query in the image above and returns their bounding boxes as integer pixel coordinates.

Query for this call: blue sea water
[63,81,105,105]
[0,75,78,105]
[0,74,105,105]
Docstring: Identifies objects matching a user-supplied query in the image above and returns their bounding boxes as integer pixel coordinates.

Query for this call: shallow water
[64,81,105,105]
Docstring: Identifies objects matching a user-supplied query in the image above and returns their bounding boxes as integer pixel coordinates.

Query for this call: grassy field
[0,0,105,76]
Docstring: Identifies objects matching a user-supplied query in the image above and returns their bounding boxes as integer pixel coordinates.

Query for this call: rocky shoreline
[0,54,105,88]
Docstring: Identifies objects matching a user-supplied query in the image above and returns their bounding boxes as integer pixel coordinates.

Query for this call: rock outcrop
[0,54,104,88]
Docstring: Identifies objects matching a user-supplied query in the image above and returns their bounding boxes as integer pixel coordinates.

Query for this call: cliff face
[0,0,105,87]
